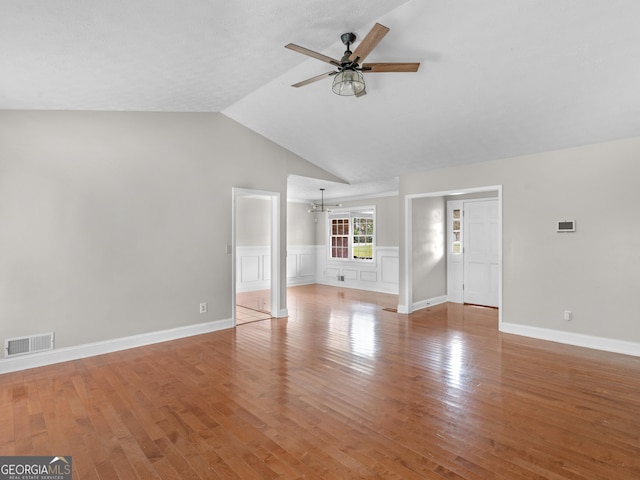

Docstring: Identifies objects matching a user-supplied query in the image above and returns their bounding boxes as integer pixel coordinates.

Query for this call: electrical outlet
[200,302,207,314]
[563,310,572,321]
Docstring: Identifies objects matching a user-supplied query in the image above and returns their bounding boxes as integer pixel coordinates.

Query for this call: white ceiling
[4,1,640,203]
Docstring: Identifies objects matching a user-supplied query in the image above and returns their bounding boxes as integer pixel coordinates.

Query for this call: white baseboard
[316,279,399,295]
[412,295,448,312]
[500,322,640,358]
[286,278,316,287]
[396,295,447,314]
[236,281,270,293]
[0,318,233,375]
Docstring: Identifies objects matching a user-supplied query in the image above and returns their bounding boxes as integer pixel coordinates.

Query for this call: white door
[463,199,499,307]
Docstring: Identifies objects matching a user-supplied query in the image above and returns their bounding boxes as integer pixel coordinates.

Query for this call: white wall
[314,195,399,247]
[235,200,317,293]
[399,136,640,351]
[315,245,399,294]
[235,194,402,294]
[237,195,401,294]
[0,111,341,359]
[287,201,316,246]
[412,196,447,307]
[286,202,317,287]
[314,195,400,294]
[236,196,271,246]
[235,195,272,294]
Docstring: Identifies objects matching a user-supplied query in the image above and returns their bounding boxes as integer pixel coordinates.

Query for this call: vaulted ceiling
[3,1,640,201]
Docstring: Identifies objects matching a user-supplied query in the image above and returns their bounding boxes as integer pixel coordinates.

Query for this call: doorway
[232,188,281,326]
[403,186,502,326]
[447,197,499,307]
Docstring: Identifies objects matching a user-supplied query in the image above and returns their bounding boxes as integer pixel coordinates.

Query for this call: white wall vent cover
[5,332,54,358]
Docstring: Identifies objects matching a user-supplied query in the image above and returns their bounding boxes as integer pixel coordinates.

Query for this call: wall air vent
[5,332,54,358]
[557,220,576,232]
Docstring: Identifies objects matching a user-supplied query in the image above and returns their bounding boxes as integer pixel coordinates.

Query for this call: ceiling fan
[285,23,420,97]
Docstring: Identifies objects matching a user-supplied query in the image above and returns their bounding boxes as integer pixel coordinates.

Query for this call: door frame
[232,187,281,326]
[402,185,503,327]
[446,199,464,304]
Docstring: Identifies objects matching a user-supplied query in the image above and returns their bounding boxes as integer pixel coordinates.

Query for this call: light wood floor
[236,305,271,325]
[2,284,640,479]
[236,290,271,325]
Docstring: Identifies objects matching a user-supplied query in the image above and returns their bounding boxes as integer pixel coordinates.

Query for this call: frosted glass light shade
[332,70,365,96]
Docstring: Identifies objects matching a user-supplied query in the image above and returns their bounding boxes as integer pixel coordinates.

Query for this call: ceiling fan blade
[349,23,390,63]
[291,71,337,88]
[285,44,341,66]
[362,62,420,73]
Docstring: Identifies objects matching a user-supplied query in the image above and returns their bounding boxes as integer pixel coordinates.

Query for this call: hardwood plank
[2,285,640,479]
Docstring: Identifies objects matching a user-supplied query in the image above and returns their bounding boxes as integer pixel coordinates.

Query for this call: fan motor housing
[340,32,356,46]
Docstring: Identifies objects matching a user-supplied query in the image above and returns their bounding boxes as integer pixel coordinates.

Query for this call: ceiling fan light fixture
[332,70,365,96]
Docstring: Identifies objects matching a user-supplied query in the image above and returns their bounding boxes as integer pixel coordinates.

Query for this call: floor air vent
[5,333,54,358]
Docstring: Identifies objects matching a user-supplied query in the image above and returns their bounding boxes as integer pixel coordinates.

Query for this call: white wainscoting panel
[299,253,315,277]
[360,271,377,282]
[237,246,316,291]
[343,269,358,280]
[241,255,260,282]
[263,254,271,280]
[236,246,270,293]
[380,251,400,285]
[238,245,398,294]
[326,268,341,279]
[287,254,298,279]
[316,246,399,294]
[287,245,317,287]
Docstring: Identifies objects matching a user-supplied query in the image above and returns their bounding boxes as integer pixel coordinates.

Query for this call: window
[331,217,349,259]
[329,207,375,261]
[352,216,374,259]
